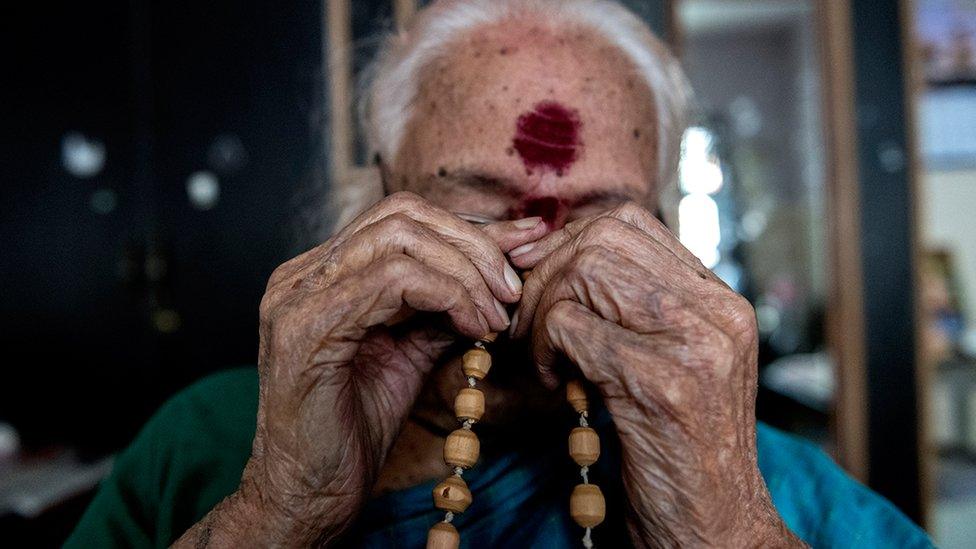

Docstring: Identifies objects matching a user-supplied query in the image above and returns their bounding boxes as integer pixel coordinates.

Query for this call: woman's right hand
[174,191,546,547]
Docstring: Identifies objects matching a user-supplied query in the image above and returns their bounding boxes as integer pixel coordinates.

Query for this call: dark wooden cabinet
[1,0,322,452]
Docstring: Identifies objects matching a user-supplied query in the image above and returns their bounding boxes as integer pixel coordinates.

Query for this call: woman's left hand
[508,202,805,548]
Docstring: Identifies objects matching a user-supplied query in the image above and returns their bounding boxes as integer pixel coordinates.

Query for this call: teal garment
[66,368,933,548]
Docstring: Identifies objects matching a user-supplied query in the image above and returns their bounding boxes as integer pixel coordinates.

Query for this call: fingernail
[510,242,535,257]
[514,216,542,229]
[509,308,521,336]
[504,263,522,295]
[494,299,510,326]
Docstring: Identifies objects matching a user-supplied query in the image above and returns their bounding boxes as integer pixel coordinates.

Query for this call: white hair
[331,0,692,230]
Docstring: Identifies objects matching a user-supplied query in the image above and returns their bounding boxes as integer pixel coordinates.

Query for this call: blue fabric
[67,368,934,548]
[757,425,933,548]
[347,415,934,548]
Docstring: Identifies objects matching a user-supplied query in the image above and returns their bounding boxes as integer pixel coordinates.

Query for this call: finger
[512,218,691,338]
[523,245,674,368]
[268,192,527,302]
[290,254,491,354]
[524,247,639,385]
[336,191,525,302]
[532,300,637,391]
[532,246,656,330]
[537,302,698,424]
[265,244,327,294]
[531,259,739,381]
[375,258,490,340]
[478,216,547,253]
[509,202,706,275]
[300,213,510,330]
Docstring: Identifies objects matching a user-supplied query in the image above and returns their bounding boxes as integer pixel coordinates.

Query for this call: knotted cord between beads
[583,527,594,548]
[578,410,590,485]
[567,380,603,549]
[426,336,493,548]
[444,344,482,526]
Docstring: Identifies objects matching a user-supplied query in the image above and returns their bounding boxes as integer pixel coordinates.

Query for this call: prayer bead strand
[426,333,496,549]
[566,379,606,548]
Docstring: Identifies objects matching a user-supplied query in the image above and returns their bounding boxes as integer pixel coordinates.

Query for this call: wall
[921,169,976,324]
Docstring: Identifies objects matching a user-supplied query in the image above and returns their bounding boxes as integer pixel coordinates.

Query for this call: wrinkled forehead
[393,21,659,199]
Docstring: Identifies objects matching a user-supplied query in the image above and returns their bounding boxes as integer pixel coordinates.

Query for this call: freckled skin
[392,20,659,222]
[173,12,801,549]
[388,22,797,546]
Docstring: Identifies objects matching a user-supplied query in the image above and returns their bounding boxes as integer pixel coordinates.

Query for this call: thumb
[480,216,548,253]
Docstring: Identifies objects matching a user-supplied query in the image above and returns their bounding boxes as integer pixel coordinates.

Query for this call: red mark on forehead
[509,196,569,229]
[512,101,582,176]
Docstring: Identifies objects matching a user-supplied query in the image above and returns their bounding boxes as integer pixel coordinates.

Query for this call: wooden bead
[570,484,606,528]
[479,332,498,343]
[432,476,472,513]
[569,427,600,466]
[426,522,459,549]
[462,348,491,380]
[566,379,588,413]
[444,429,480,468]
[454,388,485,421]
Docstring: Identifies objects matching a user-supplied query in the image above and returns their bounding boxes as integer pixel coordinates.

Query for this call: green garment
[66,369,255,547]
[65,367,932,548]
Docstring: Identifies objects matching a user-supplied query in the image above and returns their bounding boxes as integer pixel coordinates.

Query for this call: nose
[511,196,569,230]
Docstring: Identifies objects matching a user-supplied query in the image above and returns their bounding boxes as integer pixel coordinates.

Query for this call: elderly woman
[68,1,930,547]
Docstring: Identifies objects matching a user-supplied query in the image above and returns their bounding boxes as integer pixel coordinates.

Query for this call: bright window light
[678,193,721,268]
[679,126,724,195]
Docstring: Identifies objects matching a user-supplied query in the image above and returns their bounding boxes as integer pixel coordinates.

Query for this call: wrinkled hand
[509,203,803,548]
[175,192,544,547]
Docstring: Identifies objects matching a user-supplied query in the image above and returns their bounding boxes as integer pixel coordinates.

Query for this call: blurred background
[2,0,974,546]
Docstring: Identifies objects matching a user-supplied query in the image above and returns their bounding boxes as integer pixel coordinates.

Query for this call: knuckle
[560,216,589,237]
[701,327,734,356]
[377,253,415,279]
[591,216,627,235]
[377,212,417,235]
[578,217,625,246]
[266,259,297,290]
[465,240,507,275]
[307,254,339,290]
[643,289,683,321]
[547,300,579,327]
[448,279,467,302]
[572,245,615,279]
[481,248,509,274]
[383,190,424,209]
[725,293,757,334]
[613,201,644,218]
[701,330,737,377]
[258,291,277,324]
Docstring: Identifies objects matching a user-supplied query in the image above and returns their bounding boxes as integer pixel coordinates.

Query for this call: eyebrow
[440,169,641,207]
